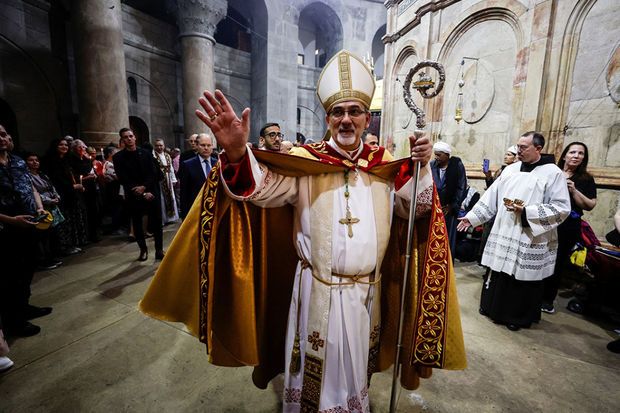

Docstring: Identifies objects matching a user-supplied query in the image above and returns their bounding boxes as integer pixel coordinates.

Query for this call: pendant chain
[339,169,360,238]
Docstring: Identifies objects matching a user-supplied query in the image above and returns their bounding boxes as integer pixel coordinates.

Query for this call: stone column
[177,0,227,141]
[71,0,129,147]
[263,4,299,143]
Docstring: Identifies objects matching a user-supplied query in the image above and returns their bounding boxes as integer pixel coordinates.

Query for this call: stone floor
[1,224,619,412]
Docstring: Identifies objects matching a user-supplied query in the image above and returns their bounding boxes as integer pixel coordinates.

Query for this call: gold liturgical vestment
[140,147,466,396]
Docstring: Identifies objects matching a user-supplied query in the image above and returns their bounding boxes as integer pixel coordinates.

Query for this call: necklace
[338,169,360,238]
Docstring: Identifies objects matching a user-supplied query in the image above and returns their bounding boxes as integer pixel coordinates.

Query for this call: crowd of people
[0,123,230,372]
[433,134,618,345]
[0,66,619,407]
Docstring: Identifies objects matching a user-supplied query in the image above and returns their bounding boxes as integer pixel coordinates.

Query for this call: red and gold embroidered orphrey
[301,354,323,412]
[410,187,450,367]
[198,164,220,346]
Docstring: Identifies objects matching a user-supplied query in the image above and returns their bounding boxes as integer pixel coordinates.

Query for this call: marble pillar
[177,0,227,141]
[71,0,129,148]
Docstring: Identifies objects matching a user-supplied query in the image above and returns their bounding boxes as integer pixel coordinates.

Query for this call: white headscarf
[507,145,518,155]
[433,141,452,154]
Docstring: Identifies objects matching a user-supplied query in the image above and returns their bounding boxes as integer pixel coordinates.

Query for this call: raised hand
[196,89,251,163]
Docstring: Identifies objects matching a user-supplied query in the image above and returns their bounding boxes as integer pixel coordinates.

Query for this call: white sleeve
[525,171,571,237]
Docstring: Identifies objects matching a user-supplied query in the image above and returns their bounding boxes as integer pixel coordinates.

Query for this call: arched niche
[383,44,423,159]
[129,116,150,146]
[298,2,343,68]
[126,71,175,148]
[562,0,620,171]
[0,34,60,153]
[372,24,386,79]
[215,5,252,52]
[435,8,521,168]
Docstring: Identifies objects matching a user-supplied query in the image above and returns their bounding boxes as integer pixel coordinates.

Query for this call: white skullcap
[316,50,375,113]
[507,145,518,155]
[433,141,452,154]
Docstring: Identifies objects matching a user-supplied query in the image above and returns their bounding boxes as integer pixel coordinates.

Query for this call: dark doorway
[0,98,19,147]
[129,116,149,146]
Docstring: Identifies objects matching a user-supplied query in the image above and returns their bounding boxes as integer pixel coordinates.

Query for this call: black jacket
[113,148,162,203]
[430,156,467,214]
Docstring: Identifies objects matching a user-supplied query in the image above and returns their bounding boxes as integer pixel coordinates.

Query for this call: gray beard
[335,133,356,147]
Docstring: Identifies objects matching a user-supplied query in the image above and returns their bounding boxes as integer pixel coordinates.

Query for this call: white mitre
[316,50,375,113]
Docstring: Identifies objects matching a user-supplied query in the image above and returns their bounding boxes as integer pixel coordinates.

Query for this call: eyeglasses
[265,132,284,139]
[329,107,367,119]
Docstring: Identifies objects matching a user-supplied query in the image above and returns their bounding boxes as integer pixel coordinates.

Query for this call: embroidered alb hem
[283,386,369,413]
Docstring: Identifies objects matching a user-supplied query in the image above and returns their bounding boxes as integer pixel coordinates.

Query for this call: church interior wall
[0,0,63,154]
[214,44,252,128]
[297,65,323,141]
[383,0,619,236]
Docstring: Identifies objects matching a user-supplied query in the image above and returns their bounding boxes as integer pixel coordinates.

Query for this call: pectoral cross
[339,209,360,238]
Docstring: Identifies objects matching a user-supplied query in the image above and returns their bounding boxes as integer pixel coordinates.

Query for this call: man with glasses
[458,132,570,331]
[258,123,283,152]
[141,50,466,412]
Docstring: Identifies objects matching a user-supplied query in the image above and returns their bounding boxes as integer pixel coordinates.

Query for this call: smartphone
[30,213,48,223]
[482,159,490,173]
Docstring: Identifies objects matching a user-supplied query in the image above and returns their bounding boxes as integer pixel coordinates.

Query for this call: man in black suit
[430,141,467,256]
[179,133,198,162]
[113,128,164,261]
[179,133,216,219]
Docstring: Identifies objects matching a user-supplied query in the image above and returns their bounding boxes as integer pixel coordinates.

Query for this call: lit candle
[79,175,83,185]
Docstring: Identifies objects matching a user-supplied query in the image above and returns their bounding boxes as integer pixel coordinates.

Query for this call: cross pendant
[339,209,360,238]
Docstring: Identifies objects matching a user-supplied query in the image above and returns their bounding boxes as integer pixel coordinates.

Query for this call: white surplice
[221,139,433,413]
[154,151,179,224]
[465,161,570,281]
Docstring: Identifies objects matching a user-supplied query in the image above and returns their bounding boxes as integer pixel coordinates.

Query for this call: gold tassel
[289,332,301,374]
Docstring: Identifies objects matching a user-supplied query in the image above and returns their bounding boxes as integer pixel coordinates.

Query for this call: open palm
[196,89,250,162]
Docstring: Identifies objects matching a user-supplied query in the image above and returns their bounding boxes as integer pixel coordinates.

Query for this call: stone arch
[126,71,175,146]
[127,77,138,103]
[381,43,421,158]
[129,116,150,146]
[547,0,608,157]
[215,4,252,52]
[0,34,61,153]
[434,7,523,165]
[559,0,620,176]
[297,2,343,68]
[372,24,386,79]
[297,104,324,140]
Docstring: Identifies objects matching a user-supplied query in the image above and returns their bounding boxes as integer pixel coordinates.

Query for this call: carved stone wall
[383,0,620,237]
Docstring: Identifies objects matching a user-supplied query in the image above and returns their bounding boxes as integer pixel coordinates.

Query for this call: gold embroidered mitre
[316,50,375,113]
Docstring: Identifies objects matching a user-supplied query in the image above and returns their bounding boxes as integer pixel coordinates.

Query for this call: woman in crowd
[25,152,64,269]
[70,140,100,242]
[542,141,597,313]
[42,138,87,254]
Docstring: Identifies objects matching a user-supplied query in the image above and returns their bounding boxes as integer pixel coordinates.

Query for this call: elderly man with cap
[430,141,467,256]
[140,50,466,412]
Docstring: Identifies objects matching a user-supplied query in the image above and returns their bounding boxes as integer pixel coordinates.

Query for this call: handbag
[48,206,66,228]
